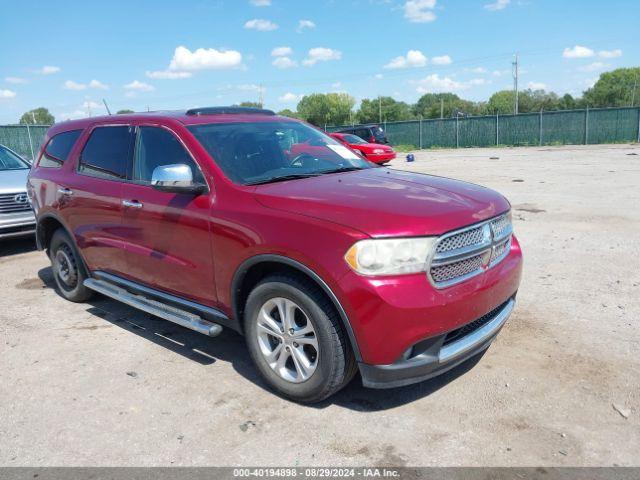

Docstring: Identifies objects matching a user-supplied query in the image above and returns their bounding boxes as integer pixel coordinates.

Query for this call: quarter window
[133,127,204,184]
[79,126,133,179]
[40,129,82,168]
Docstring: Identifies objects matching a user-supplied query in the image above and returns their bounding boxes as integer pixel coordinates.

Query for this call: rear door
[119,125,216,306]
[61,125,133,275]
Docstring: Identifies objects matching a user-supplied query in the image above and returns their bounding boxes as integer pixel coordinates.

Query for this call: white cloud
[63,80,87,90]
[5,77,27,84]
[527,81,546,90]
[250,0,271,5]
[37,65,61,75]
[63,79,108,90]
[404,0,437,23]
[484,0,510,11]
[88,79,108,90]
[0,89,17,99]
[279,92,302,103]
[83,100,104,111]
[271,46,293,57]
[563,45,595,59]
[414,74,463,93]
[374,73,384,79]
[384,50,427,69]
[598,49,622,58]
[413,74,486,93]
[579,62,608,72]
[469,67,487,73]
[302,47,342,66]
[146,70,192,79]
[244,18,279,31]
[237,84,261,91]
[272,57,297,69]
[124,80,155,92]
[297,19,316,32]
[168,46,243,71]
[492,69,509,77]
[432,55,452,65]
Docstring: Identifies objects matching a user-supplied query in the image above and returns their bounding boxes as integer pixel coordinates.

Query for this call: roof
[47,107,294,136]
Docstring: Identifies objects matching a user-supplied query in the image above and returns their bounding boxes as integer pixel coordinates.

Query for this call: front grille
[431,255,484,283]
[435,225,484,253]
[428,212,513,288]
[443,300,510,346]
[0,192,31,214]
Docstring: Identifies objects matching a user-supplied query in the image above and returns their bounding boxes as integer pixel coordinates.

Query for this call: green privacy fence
[0,124,50,162]
[328,106,640,149]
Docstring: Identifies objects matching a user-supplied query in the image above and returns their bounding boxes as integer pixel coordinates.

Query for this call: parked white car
[0,144,35,240]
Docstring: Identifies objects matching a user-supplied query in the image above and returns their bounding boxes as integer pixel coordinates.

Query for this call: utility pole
[631,74,638,107]
[259,84,264,108]
[31,112,36,124]
[378,96,382,123]
[512,53,519,115]
[440,98,444,119]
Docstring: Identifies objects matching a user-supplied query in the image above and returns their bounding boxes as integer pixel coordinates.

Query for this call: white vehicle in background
[0,144,35,240]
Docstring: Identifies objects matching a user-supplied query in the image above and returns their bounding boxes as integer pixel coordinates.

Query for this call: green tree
[413,93,478,119]
[19,107,55,125]
[237,101,263,108]
[486,90,516,114]
[583,67,640,107]
[116,109,134,114]
[297,93,356,126]
[357,97,413,123]
[277,108,299,118]
[557,93,578,110]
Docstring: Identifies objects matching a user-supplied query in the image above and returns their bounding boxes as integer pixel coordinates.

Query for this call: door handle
[122,199,143,209]
[57,187,73,196]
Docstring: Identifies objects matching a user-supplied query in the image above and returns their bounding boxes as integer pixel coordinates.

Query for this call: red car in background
[329,133,396,164]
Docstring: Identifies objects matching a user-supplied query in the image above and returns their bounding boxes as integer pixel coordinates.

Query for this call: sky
[0,0,638,123]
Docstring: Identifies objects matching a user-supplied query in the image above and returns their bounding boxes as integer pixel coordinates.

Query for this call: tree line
[16,67,639,126]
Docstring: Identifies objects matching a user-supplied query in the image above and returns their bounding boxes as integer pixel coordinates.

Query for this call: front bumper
[0,211,36,239]
[359,298,515,388]
[366,152,396,163]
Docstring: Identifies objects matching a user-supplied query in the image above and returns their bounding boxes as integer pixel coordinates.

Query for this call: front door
[119,125,216,306]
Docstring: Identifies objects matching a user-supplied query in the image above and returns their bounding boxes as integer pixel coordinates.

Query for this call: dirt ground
[1,144,639,467]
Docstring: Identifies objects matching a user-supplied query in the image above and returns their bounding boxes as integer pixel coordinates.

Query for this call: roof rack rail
[185,106,276,116]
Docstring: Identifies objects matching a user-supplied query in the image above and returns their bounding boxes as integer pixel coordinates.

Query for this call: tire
[49,229,93,303]
[244,274,357,403]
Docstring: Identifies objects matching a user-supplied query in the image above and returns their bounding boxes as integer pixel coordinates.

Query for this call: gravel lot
[1,144,639,467]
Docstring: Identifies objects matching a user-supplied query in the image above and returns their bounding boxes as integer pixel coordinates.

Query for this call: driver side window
[133,127,204,184]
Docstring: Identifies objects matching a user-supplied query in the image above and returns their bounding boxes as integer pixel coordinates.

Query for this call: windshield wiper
[318,166,363,175]
[246,172,322,185]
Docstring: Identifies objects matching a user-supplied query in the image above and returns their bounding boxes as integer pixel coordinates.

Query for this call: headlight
[345,237,437,275]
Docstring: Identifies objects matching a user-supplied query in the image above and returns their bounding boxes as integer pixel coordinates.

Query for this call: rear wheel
[244,274,357,403]
[49,229,93,303]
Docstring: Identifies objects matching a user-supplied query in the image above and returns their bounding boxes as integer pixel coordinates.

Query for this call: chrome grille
[0,192,31,214]
[429,212,513,288]
[435,225,484,253]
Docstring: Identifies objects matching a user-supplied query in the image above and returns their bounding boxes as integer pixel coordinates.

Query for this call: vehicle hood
[253,168,510,237]
[0,169,29,194]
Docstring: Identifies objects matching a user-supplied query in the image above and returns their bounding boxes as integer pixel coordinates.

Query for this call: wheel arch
[231,254,362,361]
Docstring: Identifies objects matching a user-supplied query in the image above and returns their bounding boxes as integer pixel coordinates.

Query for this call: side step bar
[83,278,222,337]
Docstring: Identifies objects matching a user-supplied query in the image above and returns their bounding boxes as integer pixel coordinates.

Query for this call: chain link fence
[0,124,50,162]
[328,106,640,149]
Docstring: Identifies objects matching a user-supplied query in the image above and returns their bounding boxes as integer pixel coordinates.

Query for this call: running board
[83,278,222,337]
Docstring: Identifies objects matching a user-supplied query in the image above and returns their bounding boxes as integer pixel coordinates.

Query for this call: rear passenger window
[79,126,133,180]
[40,130,82,168]
[133,127,204,184]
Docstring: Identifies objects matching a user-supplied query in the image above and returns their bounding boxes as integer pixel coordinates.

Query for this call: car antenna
[102,98,112,115]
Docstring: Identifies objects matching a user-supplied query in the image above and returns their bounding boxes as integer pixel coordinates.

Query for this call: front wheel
[244,274,356,403]
[49,229,93,303]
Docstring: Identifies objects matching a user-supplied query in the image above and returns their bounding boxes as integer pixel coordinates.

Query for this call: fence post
[496,113,499,146]
[455,116,459,148]
[419,117,423,149]
[539,109,543,146]
[584,106,589,145]
[25,123,35,162]
[637,107,640,143]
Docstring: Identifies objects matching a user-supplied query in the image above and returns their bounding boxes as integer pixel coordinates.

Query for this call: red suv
[28,107,522,403]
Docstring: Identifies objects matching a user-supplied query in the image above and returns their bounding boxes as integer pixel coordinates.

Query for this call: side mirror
[151,164,208,194]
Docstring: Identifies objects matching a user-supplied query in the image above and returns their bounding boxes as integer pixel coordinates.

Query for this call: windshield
[0,146,29,170]
[189,121,374,185]
[342,134,367,145]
